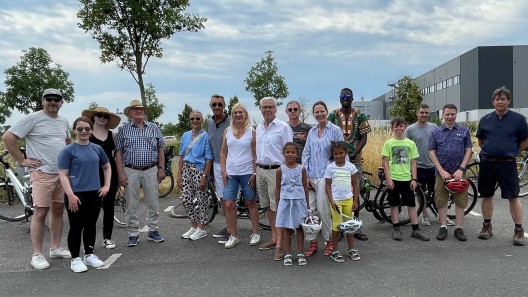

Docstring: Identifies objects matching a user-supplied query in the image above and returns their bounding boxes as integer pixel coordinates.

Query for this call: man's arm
[1,131,24,163]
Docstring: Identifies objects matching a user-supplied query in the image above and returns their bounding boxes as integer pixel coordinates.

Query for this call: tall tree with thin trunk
[389,75,423,123]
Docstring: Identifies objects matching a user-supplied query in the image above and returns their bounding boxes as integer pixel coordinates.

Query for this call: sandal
[330,251,344,263]
[303,241,318,257]
[283,254,293,266]
[354,231,368,241]
[297,254,307,266]
[348,249,361,261]
[323,241,333,256]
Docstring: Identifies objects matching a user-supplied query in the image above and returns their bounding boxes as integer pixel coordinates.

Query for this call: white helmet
[301,215,322,241]
[340,216,362,235]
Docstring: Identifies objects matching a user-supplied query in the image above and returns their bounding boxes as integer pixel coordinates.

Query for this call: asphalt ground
[1,193,527,297]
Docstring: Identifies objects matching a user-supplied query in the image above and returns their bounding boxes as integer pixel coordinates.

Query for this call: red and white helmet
[301,215,322,241]
[444,178,470,193]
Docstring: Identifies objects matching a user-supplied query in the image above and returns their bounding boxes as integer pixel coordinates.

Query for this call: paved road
[1,194,527,297]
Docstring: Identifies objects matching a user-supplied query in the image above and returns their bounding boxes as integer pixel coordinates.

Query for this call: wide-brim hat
[123,99,148,117]
[81,106,121,129]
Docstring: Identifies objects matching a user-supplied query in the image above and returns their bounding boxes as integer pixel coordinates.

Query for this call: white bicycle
[0,149,34,222]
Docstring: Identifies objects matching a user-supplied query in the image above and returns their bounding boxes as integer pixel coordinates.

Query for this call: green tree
[244,50,289,107]
[161,122,178,136]
[77,0,206,117]
[227,95,239,115]
[0,47,74,124]
[144,83,165,125]
[175,103,193,136]
[389,76,423,123]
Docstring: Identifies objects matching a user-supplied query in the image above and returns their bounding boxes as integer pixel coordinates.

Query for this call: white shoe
[190,227,207,241]
[102,239,116,249]
[446,218,455,226]
[83,254,105,268]
[224,235,240,249]
[49,246,72,259]
[31,253,50,270]
[249,233,261,246]
[182,227,197,239]
[71,257,88,273]
[421,216,431,226]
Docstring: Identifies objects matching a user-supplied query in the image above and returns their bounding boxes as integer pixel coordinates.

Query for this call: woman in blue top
[177,110,213,241]
[58,117,111,273]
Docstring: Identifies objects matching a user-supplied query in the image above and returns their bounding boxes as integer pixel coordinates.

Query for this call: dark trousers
[65,191,101,258]
[102,185,118,239]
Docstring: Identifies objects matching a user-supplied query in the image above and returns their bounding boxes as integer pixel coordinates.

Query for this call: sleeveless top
[226,127,254,175]
[89,130,118,192]
[279,164,304,200]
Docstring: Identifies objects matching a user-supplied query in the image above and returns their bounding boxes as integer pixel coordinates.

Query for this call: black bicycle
[158,146,175,198]
[419,178,478,220]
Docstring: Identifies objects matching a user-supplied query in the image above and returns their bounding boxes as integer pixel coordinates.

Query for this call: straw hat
[123,99,148,117]
[81,106,121,129]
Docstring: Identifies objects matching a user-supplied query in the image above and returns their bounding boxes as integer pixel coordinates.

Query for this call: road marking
[164,206,173,212]
[97,253,122,269]
[525,232,528,237]
[140,225,149,232]
[469,211,482,216]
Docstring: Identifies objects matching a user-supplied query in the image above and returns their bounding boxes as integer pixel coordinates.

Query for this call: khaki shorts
[256,167,278,211]
[434,176,468,209]
[30,170,65,208]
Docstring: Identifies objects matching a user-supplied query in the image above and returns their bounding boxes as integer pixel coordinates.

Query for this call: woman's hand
[222,171,230,188]
[198,175,207,191]
[68,195,81,212]
[98,185,110,197]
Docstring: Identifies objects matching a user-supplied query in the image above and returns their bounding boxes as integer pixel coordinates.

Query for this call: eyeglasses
[339,94,352,100]
[190,117,202,121]
[261,105,276,110]
[44,97,61,103]
[211,102,224,107]
[95,113,110,120]
[76,127,92,132]
[287,108,299,112]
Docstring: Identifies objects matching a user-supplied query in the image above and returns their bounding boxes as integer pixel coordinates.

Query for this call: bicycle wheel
[158,169,174,198]
[517,161,528,197]
[465,162,479,195]
[206,181,218,224]
[0,182,30,222]
[253,193,270,230]
[113,188,127,227]
[169,199,188,218]
[446,178,478,219]
[379,186,425,225]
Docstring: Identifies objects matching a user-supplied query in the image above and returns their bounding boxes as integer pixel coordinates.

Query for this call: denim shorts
[223,174,256,200]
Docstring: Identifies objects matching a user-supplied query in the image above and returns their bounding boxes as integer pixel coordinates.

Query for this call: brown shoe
[303,241,318,257]
[258,241,276,251]
[323,241,333,256]
[354,230,368,241]
[274,247,285,260]
[478,222,493,240]
[513,227,526,246]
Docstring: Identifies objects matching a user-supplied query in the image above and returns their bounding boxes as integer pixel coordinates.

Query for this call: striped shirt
[302,122,344,178]
[116,121,165,167]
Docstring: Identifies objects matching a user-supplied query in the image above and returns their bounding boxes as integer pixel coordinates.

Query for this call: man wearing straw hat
[115,100,166,247]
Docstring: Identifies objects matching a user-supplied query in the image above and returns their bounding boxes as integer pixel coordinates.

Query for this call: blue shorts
[223,174,256,200]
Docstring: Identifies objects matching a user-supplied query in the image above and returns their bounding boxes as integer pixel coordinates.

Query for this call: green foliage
[460,121,478,136]
[88,101,98,110]
[77,0,206,114]
[389,76,423,123]
[161,122,178,136]
[227,95,239,115]
[0,47,74,124]
[175,103,193,136]
[244,50,289,107]
[145,83,164,125]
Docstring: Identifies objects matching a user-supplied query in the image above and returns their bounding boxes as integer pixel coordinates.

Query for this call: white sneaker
[224,235,240,249]
[71,257,88,273]
[182,227,197,239]
[446,218,455,226]
[190,227,207,241]
[31,253,50,270]
[249,233,261,246]
[49,246,72,259]
[83,254,105,268]
[102,239,116,249]
[421,216,431,226]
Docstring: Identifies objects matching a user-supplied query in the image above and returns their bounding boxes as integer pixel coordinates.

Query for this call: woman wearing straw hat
[81,107,121,249]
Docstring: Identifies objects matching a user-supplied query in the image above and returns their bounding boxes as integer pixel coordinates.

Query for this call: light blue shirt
[302,122,344,178]
[179,130,213,172]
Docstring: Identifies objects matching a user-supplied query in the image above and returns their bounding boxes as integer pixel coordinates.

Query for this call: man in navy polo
[476,87,528,246]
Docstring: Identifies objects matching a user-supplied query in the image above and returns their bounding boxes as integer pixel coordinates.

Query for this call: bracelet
[158,166,164,169]
[412,178,417,181]
[458,166,466,171]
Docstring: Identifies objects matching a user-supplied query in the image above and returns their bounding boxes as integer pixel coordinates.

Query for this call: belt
[480,156,515,163]
[257,164,280,170]
[124,164,157,171]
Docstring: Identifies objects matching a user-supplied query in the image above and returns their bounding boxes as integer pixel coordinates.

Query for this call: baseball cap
[42,88,63,98]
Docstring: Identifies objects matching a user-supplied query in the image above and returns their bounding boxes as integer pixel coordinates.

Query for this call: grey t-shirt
[404,122,437,169]
[206,114,230,163]
[8,111,70,174]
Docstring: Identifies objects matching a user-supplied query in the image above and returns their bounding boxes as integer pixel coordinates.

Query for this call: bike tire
[113,188,127,227]
[0,178,30,222]
[379,186,425,225]
[206,181,218,224]
[465,162,480,196]
[158,169,174,198]
[447,178,478,219]
[518,161,528,197]
[169,199,188,218]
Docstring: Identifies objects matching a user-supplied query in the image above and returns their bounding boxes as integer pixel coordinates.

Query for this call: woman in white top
[219,103,260,248]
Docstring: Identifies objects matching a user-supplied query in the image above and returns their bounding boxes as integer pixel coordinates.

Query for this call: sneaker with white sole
[31,253,50,270]
[213,227,229,238]
[225,235,240,248]
[83,254,105,268]
[49,246,72,259]
[446,218,455,226]
[71,257,88,273]
[249,234,261,246]
[421,216,431,226]
[182,227,197,239]
[190,227,207,240]
[102,239,116,249]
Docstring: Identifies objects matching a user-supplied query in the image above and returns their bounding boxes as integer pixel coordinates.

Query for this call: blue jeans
[223,174,255,200]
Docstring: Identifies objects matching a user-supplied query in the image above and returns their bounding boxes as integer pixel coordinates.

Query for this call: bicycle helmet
[301,215,322,241]
[340,216,363,235]
[444,178,470,193]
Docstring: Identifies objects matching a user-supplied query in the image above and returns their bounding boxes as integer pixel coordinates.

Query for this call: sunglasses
[44,97,61,103]
[339,94,352,100]
[287,108,299,112]
[211,102,224,107]
[95,112,110,120]
[76,127,92,132]
[190,117,202,121]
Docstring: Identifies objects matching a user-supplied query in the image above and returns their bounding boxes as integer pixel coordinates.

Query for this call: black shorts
[387,180,417,207]
[478,159,519,199]
[417,167,435,194]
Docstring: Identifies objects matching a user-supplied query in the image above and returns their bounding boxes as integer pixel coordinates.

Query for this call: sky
[1,0,528,126]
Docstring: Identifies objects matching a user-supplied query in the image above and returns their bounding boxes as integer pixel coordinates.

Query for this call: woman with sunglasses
[81,107,121,249]
[178,111,213,241]
[58,117,111,273]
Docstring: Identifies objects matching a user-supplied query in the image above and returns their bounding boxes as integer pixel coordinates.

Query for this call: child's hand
[386,178,394,190]
[330,201,338,211]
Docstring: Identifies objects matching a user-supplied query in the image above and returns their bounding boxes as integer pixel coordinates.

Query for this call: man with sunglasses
[285,101,311,164]
[205,94,232,242]
[3,88,72,270]
[328,88,372,241]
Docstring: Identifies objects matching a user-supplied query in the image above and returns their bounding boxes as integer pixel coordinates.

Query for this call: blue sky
[1,0,528,126]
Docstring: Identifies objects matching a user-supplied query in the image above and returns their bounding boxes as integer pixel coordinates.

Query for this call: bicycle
[0,149,34,222]
[419,178,478,220]
[158,146,175,198]
[359,168,424,225]
[113,186,127,227]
